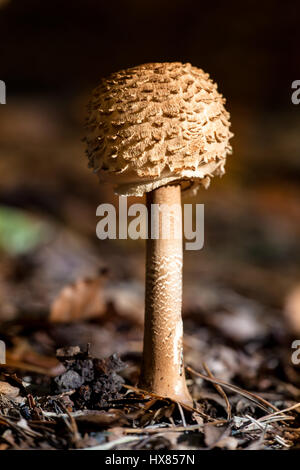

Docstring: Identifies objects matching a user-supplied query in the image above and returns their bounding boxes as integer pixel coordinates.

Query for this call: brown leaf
[284,284,300,335]
[50,277,106,323]
[204,423,238,449]
[214,436,238,450]
[75,409,128,426]
[204,424,224,447]
[0,381,20,398]
[6,338,62,376]
[105,281,144,325]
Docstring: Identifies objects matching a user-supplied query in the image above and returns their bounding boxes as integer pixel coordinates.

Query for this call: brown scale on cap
[85,63,233,405]
[85,62,233,196]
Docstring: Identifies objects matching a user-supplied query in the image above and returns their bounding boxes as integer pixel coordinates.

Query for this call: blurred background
[0,0,300,369]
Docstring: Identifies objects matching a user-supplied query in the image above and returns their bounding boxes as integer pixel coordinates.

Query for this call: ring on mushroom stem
[85,62,233,405]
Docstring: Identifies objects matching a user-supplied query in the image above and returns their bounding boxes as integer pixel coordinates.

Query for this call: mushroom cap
[85,62,233,196]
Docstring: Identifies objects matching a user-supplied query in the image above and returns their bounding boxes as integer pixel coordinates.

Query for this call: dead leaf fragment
[284,284,300,335]
[0,381,20,398]
[50,277,106,323]
[204,423,224,447]
[215,436,238,450]
[75,409,128,426]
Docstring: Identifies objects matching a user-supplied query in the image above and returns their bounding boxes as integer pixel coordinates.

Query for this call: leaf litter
[0,325,299,449]
[0,216,300,449]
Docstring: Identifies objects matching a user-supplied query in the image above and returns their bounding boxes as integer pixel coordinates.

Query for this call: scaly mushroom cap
[85,62,233,196]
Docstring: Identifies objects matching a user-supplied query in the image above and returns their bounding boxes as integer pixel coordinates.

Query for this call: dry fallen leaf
[50,277,106,323]
[0,381,20,398]
[75,410,128,426]
[284,284,300,335]
[215,436,239,450]
[104,281,144,325]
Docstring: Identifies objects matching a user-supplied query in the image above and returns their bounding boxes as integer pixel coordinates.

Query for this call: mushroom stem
[139,184,192,405]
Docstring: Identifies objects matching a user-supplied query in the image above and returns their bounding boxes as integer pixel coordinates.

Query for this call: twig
[177,402,187,427]
[187,366,279,413]
[82,436,143,450]
[257,402,300,422]
[124,423,204,434]
[122,383,213,420]
[202,362,232,420]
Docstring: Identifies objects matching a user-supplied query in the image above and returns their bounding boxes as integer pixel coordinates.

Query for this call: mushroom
[85,62,233,405]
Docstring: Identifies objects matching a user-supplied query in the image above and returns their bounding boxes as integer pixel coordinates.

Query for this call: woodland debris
[52,346,126,409]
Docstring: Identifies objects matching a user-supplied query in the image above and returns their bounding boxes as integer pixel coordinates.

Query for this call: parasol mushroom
[85,62,233,405]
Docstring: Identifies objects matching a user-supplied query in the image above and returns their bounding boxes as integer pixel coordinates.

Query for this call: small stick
[187,366,279,413]
[202,362,232,420]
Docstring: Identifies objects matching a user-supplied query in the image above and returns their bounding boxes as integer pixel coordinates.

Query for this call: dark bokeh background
[0,0,300,329]
[0,0,299,106]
